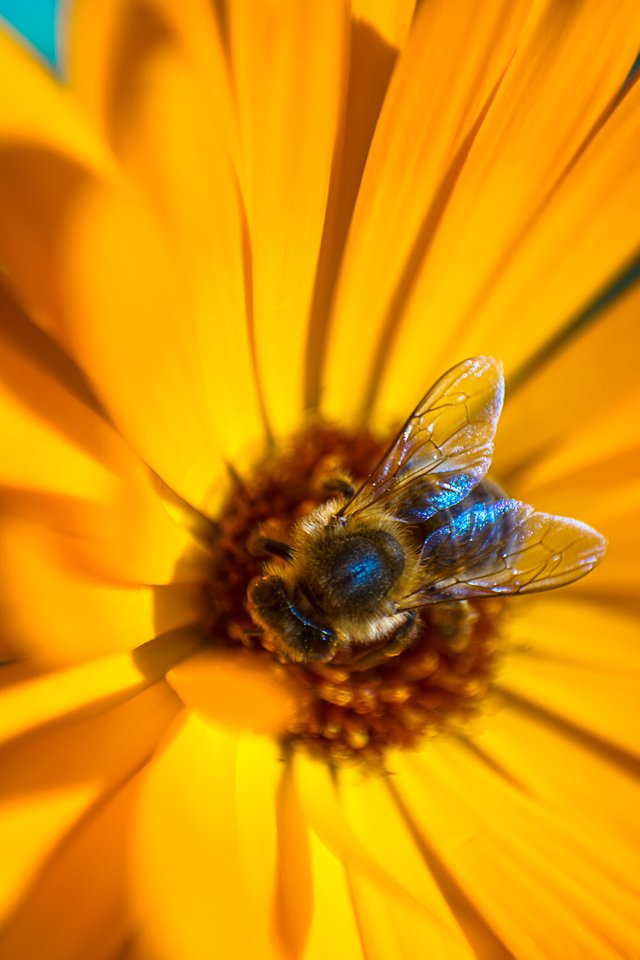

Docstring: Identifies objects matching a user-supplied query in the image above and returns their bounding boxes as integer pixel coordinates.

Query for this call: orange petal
[69,1,266,489]
[572,483,640,601]
[272,761,314,958]
[477,697,640,852]
[305,0,417,406]
[512,388,640,499]
[345,867,476,960]
[0,517,201,663]
[0,768,148,959]
[0,486,210,589]
[294,750,458,929]
[496,598,640,759]
[0,294,212,586]
[0,288,113,502]
[54,177,254,512]
[323,0,536,422]
[0,28,112,337]
[0,681,179,930]
[375,6,640,421]
[501,596,640,674]
[302,829,365,960]
[0,26,111,170]
[0,144,101,342]
[0,631,200,746]
[337,770,484,956]
[351,0,416,48]
[69,0,237,163]
[132,713,284,960]
[391,737,640,957]
[2,9,265,509]
[166,648,300,737]
[228,0,349,436]
[295,752,508,956]
[506,479,640,604]
[505,349,640,602]
[494,280,640,482]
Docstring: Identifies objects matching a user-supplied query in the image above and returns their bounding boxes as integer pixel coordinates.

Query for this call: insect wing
[341,357,504,523]
[400,499,606,606]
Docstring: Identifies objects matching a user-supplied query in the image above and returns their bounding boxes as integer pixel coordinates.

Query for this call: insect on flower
[248,357,606,668]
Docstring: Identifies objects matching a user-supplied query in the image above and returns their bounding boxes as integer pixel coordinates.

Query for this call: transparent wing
[340,357,504,523]
[399,499,606,607]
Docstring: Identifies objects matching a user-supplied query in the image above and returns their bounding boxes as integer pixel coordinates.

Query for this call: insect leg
[251,536,294,561]
[348,611,417,671]
[322,476,355,499]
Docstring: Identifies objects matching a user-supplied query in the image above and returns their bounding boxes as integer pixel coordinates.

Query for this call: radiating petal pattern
[391,738,640,957]
[0,681,180,946]
[228,0,350,437]
[324,0,535,421]
[0,1,638,958]
[0,286,212,586]
[0,517,201,663]
[132,713,284,960]
[375,6,640,421]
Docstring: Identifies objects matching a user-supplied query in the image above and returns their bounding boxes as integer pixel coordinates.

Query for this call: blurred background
[0,0,59,66]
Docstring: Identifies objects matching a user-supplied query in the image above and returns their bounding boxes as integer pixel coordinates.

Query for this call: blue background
[0,0,59,66]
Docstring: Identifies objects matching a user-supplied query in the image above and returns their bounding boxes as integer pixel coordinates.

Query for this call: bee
[248,357,605,667]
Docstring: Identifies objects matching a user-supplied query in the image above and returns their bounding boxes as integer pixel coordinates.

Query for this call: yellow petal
[0,145,100,340]
[391,738,640,957]
[345,868,475,960]
[323,0,536,422]
[272,761,314,958]
[0,632,200,746]
[166,648,300,737]
[113,48,267,478]
[494,280,640,481]
[235,735,284,954]
[571,483,640,600]
[506,368,640,602]
[228,0,349,436]
[351,0,416,49]
[2,8,265,510]
[502,596,640,674]
[0,681,179,929]
[306,0,417,406]
[132,713,283,960]
[0,770,145,960]
[0,286,113,502]
[0,26,110,170]
[375,6,640,420]
[294,748,467,944]
[0,292,212,585]
[499,594,640,756]
[302,829,365,960]
[0,486,210,589]
[0,517,201,663]
[69,0,237,162]
[0,29,112,336]
[337,771,484,956]
[476,699,640,852]
[514,389,640,498]
[325,0,640,424]
[55,178,249,511]
[70,3,266,486]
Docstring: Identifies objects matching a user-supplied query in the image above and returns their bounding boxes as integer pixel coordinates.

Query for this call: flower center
[204,425,505,766]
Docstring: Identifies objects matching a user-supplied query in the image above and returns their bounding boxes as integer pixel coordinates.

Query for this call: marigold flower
[1,1,639,958]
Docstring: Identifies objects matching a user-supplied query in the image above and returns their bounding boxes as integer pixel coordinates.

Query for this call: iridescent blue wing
[398,499,606,607]
[340,357,504,523]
